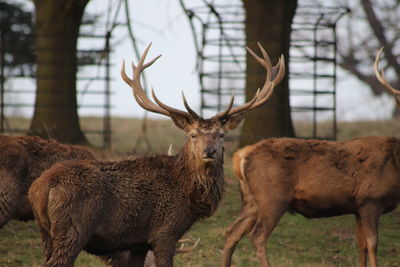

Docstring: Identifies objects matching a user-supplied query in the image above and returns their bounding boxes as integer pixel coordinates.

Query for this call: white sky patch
[4,0,396,122]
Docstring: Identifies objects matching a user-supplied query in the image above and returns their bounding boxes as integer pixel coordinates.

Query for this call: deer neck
[175,143,225,217]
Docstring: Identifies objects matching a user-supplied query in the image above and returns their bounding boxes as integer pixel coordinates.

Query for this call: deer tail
[232,148,254,206]
[28,174,52,231]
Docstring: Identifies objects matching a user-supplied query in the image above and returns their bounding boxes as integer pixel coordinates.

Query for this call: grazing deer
[0,134,94,230]
[222,47,400,267]
[28,42,285,267]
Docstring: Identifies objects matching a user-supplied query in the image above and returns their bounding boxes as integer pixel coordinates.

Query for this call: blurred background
[0,0,399,149]
[0,1,399,266]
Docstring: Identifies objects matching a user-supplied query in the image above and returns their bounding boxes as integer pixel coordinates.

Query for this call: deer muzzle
[202,147,217,161]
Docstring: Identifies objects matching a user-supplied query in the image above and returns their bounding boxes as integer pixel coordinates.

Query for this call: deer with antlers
[222,47,400,267]
[28,43,284,267]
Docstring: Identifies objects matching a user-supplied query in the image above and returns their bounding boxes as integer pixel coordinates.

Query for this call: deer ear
[221,112,246,131]
[170,114,193,131]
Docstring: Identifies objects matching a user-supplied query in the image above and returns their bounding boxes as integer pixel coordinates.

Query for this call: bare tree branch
[338,56,388,96]
[361,0,400,76]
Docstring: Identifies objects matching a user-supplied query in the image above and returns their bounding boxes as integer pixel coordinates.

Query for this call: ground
[0,118,399,266]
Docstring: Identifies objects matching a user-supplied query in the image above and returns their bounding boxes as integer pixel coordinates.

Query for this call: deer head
[121,43,285,165]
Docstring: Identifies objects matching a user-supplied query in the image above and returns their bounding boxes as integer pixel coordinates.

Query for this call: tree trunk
[239,0,296,147]
[29,0,89,144]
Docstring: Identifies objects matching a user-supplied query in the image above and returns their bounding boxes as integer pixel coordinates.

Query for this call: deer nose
[203,148,217,158]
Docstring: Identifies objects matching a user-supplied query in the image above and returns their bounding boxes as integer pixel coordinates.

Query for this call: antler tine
[214,90,261,120]
[121,45,169,116]
[213,94,235,119]
[374,47,400,106]
[175,236,200,254]
[243,50,285,110]
[121,61,163,115]
[137,45,193,119]
[182,91,200,118]
[150,88,192,118]
[256,42,273,81]
[121,60,133,85]
[213,43,285,120]
[121,61,165,116]
[121,43,193,118]
[253,55,285,102]
[272,55,286,86]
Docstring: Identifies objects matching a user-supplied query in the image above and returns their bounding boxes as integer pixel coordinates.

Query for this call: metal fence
[179,1,349,140]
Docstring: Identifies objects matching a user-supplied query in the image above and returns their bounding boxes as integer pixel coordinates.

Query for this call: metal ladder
[179,1,348,140]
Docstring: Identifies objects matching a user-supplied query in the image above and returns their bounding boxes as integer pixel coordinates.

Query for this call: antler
[122,43,284,121]
[213,42,285,120]
[374,47,400,106]
[121,43,200,119]
[175,236,200,254]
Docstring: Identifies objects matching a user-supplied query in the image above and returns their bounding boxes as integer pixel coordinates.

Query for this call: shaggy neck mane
[175,142,225,217]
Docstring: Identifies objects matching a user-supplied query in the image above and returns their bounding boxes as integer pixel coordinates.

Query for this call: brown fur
[29,42,281,267]
[28,117,242,267]
[222,136,400,267]
[0,134,94,229]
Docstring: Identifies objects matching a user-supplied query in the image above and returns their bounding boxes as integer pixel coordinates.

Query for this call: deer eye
[191,133,197,138]
[219,133,225,138]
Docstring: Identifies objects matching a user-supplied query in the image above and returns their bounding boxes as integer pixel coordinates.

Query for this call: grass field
[0,118,399,266]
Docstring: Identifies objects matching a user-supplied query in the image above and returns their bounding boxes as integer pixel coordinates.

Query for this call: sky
[82,0,201,119]
[6,0,396,122]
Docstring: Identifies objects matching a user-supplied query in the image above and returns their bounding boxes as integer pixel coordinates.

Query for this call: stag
[0,135,93,229]
[28,43,285,267]
[222,47,400,267]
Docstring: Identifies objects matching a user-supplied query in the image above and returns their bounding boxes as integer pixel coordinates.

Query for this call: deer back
[0,134,93,184]
[235,136,400,218]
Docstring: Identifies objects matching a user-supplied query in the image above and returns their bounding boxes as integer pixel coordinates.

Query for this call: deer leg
[43,223,84,267]
[43,210,94,267]
[221,205,257,267]
[355,215,367,267]
[102,249,149,267]
[101,251,131,267]
[30,200,53,261]
[152,236,176,267]
[37,221,53,262]
[358,203,381,267]
[130,248,149,267]
[249,201,288,267]
[224,201,255,237]
[144,250,156,267]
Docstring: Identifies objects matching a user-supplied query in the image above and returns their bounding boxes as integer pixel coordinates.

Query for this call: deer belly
[290,192,356,218]
[84,234,150,255]
[14,196,34,221]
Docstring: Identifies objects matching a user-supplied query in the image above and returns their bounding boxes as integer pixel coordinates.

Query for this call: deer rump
[240,136,400,219]
[29,156,201,257]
